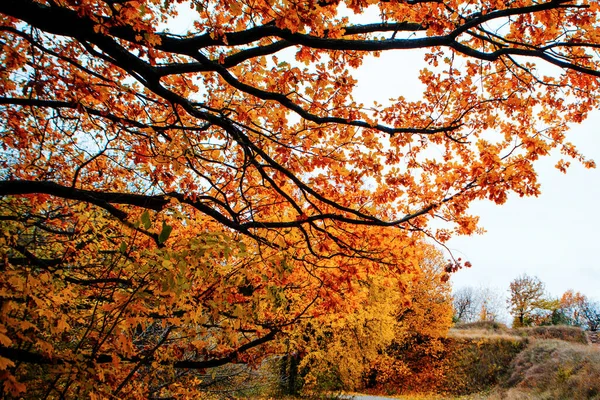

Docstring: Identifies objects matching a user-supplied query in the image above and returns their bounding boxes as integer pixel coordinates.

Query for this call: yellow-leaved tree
[289,244,453,394]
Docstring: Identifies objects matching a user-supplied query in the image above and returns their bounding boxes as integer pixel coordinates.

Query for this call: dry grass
[513,325,588,344]
[453,321,510,331]
[448,329,524,342]
[442,325,597,399]
[495,339,600,399]
[449,322,523,342]
[449,324,586,344]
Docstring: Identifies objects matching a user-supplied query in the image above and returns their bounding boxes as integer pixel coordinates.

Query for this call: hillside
[357,323,600,400]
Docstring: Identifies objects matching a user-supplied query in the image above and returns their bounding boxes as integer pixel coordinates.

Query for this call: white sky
[352,50,600,304]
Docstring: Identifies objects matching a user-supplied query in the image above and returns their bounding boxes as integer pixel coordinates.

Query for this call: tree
[1,0,600,397]
[453,286,504,323]
[288,244,453,394]
[453,287,478,323]
[508,274,546,327]
[395,246,455,344]
[368,245,454,392]
[292,270,401,393]
[560,290,600,331]
[579,298,600,332]
[559,290,585,327]
[476,286,505,323]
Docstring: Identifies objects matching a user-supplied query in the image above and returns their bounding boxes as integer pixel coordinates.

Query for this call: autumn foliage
[291,244,453,394]
[366,246,453,392]
[560,290,600,331]
[1,0,600,397]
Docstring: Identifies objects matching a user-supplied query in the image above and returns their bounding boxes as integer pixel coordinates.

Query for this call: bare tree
[453,286,505,323]
[453,287,478,323]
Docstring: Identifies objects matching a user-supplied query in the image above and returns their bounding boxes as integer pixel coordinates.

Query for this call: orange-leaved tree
[1,0,600,398]
[289,267,402,394]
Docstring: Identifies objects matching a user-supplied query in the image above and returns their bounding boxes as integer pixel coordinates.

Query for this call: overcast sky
[352,50,600,303]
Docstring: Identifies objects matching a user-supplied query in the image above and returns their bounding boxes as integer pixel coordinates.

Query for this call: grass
[452,321,510,332]
[448,324,586,345]
[448,321,522,342]
[448,329,523,342]
[513,325,588,344]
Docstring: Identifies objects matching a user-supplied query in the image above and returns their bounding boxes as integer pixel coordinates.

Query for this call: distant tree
[561,290,600,331]
[559,290,585,327]
[453,287,478,323]
[479,301,493,322]
[476,286,505,322]
[579,299,600,332]
[508,275,546,327]
[529,297,569,326]
[453,286,504,323]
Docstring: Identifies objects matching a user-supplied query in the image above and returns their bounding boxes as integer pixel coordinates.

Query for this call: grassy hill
[437,323,600,399]
[354,323,599,399]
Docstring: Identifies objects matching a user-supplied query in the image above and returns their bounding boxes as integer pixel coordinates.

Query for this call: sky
[353,49,600,303]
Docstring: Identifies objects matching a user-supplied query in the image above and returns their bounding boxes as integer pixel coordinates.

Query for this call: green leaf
[158,221,173,244]
[141,210,151,229]
[119,241,127,253]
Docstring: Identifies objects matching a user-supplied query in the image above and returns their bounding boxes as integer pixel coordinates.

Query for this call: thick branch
[0,180,168,212]
[0,329,278,369]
